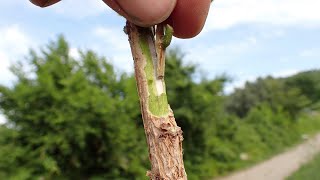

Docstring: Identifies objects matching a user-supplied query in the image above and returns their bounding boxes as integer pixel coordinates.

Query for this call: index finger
[166,0,211,39]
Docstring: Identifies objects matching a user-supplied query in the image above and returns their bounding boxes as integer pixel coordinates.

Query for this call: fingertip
[104,0,176,27]
[167,0,211,38]
[30,0,61,7]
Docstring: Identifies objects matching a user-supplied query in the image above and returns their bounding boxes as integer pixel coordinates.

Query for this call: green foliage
[0,36,320,180]
[285,70,320,107]
[0,36,147,179]
[165,49,231,178]
[287,152,320,180]
[225,76,310,118]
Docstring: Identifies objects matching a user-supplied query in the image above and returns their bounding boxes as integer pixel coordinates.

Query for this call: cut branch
[125,21,187,180]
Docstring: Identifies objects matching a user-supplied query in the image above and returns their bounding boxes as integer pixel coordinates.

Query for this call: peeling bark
[126,22,187,180]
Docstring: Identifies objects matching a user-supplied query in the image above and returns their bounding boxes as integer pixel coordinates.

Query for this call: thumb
[102,0,177,27]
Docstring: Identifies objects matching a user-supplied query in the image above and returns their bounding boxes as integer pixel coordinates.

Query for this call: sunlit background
[1,1,320,179]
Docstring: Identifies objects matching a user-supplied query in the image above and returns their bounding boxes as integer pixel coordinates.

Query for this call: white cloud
[224,73,256,94]
[271,69,299,78]
[0,25,34,86]
[0,114,6,124]
[299,48,320,57]
[93,26,129,50]
[109,53,134,73]
[91,26,134,73]
[1,1,22,6]
[0,25,32,55]
[183,36,258,69]
[0,52,14,85]
[51,0,112,18]
[205,0,320,31]
[224,69,299,94]
[69,47,81,60]
[176,36,259,94]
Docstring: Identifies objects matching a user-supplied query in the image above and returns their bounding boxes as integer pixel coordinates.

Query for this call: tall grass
[287,152,320,180]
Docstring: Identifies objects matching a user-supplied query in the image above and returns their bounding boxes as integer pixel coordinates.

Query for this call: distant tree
[225,76,310,118]
[285,70,320,106]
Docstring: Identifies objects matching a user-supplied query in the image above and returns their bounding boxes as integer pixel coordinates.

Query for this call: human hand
[30,0,211,38]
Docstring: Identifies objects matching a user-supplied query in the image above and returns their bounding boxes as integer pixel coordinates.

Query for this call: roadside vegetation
[287,152,320,180]
[0,36,319,179]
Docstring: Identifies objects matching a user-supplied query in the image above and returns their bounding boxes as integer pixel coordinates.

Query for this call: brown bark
[126,22,187,180]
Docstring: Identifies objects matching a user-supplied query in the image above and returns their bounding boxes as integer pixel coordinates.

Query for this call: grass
[287,152,320,180]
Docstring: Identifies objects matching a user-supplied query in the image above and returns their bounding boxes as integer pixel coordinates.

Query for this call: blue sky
[1,0,320,123]
[1,0,320,86]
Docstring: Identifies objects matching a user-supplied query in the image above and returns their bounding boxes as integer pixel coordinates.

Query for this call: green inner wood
[138,28,169,116]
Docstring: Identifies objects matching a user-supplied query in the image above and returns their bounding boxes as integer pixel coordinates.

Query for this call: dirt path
[216,133,320,180]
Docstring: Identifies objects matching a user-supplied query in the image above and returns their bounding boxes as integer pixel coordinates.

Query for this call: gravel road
[215,133,320,180]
